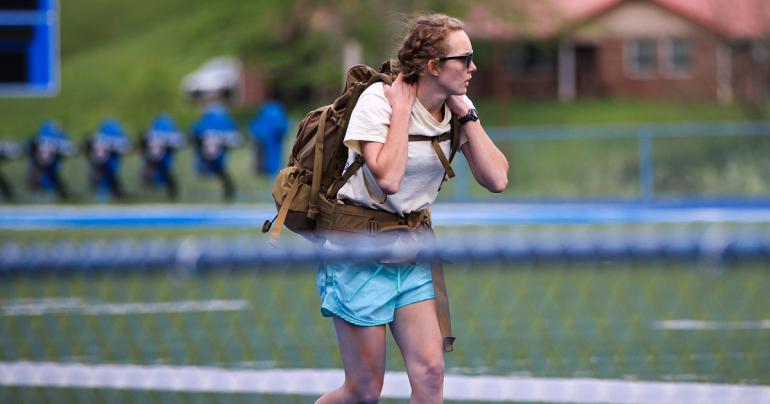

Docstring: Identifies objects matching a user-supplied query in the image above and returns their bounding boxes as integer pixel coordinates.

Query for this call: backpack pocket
[267,165,318,242]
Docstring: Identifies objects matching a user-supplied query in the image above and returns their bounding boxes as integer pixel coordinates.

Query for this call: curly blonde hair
[397,14,464,84]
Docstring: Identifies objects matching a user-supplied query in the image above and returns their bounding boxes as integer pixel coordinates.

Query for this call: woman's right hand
[383,73,417,114]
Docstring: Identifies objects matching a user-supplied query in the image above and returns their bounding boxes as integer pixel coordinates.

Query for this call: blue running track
[2,199,770,229]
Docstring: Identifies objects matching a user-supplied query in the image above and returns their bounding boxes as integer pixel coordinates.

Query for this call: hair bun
[396,14,463,84]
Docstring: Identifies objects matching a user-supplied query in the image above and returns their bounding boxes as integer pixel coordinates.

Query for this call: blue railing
[475,121,770,200]
[3,227,769,274]
[3,200,770,230]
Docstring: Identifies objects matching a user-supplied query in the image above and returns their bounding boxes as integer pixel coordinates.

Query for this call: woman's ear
[426,59,440,77]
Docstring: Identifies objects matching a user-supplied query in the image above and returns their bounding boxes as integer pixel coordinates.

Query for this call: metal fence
[1,225,769,403]
[463,121,770,201]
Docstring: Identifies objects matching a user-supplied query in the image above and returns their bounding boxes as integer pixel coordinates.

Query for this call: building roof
[464,0,770,40]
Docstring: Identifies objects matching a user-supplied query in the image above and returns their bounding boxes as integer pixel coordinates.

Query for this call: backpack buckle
[367,218,379,236]
[403,211,424,228]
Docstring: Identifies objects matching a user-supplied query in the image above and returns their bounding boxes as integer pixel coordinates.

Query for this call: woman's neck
[416,79,447,122]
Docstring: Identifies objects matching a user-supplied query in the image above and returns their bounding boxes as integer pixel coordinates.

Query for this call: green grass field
[1,258,768,402]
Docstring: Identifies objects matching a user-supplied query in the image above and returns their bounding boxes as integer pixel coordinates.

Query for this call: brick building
[463,0,770,103]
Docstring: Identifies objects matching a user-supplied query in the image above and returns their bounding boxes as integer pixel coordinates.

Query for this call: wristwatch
[459,108,479,125]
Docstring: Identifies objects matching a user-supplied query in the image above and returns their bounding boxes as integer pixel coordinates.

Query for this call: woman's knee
[412,357,445,390]
[345,373,384,402]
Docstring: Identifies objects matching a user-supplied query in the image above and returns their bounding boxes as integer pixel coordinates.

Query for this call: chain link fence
[1,227,769,403]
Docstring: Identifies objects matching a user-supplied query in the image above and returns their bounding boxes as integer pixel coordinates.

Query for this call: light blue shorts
[316,260,435,327]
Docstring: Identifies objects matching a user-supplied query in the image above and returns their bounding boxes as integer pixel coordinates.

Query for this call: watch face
[461,108,479,124]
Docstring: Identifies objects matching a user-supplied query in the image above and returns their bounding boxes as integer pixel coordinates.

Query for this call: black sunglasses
[436,52,474,68]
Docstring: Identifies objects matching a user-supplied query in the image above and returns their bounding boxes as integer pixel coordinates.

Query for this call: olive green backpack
[262,60,460,244]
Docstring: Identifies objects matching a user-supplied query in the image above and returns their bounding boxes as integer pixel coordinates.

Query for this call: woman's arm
[359,73,416,194]
[447,96,509,193]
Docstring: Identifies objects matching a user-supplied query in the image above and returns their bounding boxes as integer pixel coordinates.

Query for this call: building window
[507,42,556,76]
[666,38,693,74]
[626,39,657,76]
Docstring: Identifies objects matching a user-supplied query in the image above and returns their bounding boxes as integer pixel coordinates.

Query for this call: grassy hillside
[1,0,763,139]
[0,1,767,203]
[0,1,293,137]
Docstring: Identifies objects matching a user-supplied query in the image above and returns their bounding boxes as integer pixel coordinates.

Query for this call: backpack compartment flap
[269,166,314,239]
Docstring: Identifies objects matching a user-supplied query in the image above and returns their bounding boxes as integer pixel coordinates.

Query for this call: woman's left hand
[446,95,471,117]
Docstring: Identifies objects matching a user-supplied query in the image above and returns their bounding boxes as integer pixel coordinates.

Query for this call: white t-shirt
[336,82,471,216]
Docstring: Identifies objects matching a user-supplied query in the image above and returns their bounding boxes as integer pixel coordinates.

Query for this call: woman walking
[316,13,508,403]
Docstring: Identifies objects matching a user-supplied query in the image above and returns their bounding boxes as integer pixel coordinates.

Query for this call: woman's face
[435,30,477,95]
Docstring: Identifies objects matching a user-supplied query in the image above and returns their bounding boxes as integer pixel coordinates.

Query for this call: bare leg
[316,316,387,404]
[0,170,14,201]
[160,165,178,200]
[217,168,235,201]
[47,167,68,200]
[390,299,445,404]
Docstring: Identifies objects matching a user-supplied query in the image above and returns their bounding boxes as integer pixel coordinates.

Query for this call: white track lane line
[1,362,768,403]
[2,298,249,316]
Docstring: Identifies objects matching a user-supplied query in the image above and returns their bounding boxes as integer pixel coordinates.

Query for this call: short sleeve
[343,83,391,155]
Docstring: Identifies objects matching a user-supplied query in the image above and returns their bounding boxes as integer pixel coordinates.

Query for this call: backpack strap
[408,130,458,179]
[431,260,456,352]
[326,154,364,198]
[430,137,455,179]
[448,114,461,163]
[337,73,394,141]
[408,131,453,143]
[308,106,331,220]
[439,116,461,190]
[366,72,394,87]
[404,134,454,178]
[326,130,459,200]
[267,177,302,245]
[326,154,386,205]
[323,72,395,201]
